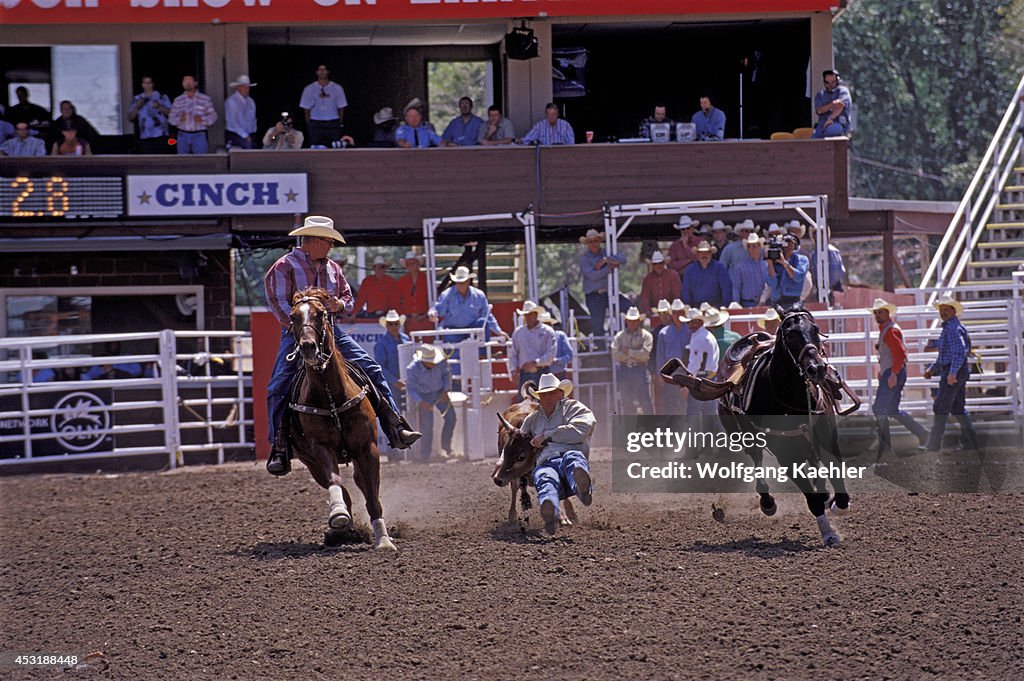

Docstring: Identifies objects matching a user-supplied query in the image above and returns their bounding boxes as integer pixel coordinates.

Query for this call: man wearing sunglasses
[299,64,348,148]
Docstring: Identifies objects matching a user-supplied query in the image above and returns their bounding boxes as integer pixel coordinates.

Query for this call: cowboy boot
[919,415,946,452]
[380,405,422,450]
[266,431,291,476]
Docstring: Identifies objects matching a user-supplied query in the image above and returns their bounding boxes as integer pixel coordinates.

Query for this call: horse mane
[292,286,332,306]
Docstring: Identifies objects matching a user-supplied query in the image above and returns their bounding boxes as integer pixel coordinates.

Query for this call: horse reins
[286,296,334,372]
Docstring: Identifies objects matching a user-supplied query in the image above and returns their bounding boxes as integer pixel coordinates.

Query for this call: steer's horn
[496,412,515,433]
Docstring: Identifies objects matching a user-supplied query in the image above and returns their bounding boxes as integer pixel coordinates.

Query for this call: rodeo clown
[520,373,597,535]
[263,216,421,475]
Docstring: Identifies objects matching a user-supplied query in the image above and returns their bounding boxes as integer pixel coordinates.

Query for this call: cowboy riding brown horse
[286,287,397,550]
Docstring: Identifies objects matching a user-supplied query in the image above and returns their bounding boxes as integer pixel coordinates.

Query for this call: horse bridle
[779,310,825,381]
[286,295,335,372]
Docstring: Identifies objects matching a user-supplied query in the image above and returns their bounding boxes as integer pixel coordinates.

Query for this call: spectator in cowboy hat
[225,74,257,149]
[720,219,756,272]
[756,307,781,335]
[767,233,809,307]
[374,309,412,462]
[508,301,558,390]
[396,250,431,333]
[704,306,740,359]
[920,294,978,452]
[370,106,399,147]
[654,299,691,415]
[579,228,627,350]
[349,255,398,320]
[613,306,654,414]
[730,232,769,308]
[709,220,731,258]
[868,298,929,458]
[681,240,734,309]
[539,309,574,379]
[405,343,457,462]
[681,306,720,422]
[637,251,681,332]
[429,265,506,342]
[263,215,420,475]
[667,215,701,275]
[519,372,596,535]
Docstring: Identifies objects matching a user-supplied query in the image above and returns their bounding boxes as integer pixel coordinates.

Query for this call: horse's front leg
[825,424,850,515]
[326,467,353,530]
[749,445,777,516]
[352,443,397,551]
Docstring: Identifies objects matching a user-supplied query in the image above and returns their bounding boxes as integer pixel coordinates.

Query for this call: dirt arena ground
[2,451,1022,679]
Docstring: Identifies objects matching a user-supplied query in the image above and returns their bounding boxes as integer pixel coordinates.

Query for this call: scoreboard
[2,176,124,219]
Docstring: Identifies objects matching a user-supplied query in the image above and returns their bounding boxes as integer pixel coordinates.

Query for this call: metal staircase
[433,244,526,302]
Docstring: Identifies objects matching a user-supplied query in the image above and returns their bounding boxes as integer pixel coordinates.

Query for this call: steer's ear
[497,412,514,432]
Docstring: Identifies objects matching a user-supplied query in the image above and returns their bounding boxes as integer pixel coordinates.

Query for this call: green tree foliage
[834,0,1022,200]
[427,61,491,128]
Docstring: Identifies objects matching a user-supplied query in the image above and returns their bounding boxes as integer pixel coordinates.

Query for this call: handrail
[919,72,1024,297]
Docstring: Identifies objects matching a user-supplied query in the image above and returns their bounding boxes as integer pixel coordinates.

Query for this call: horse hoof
[329,506,352,529]
[711,505,726,523]
[375,537,398,552]
[823,533,841,547]
[560,517,573,527]
[829,500,850,516]
[760,501,778,517]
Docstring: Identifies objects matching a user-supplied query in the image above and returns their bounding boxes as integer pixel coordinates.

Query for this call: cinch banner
[126,173,308,217]
[0,1,836,25]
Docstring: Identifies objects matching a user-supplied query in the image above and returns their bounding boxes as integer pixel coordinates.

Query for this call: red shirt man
[350,256,397,318]
[637,251,681,330]
[395,251,432,333]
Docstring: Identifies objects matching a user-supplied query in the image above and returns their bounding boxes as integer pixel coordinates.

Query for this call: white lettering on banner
[314,0,378,6]
[127,173,308,216]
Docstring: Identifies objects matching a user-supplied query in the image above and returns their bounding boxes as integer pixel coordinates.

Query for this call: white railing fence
[0,330,253,468]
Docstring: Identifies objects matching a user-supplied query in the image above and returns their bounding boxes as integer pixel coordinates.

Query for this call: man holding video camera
[766,233,808,306]
[262,112,304,150]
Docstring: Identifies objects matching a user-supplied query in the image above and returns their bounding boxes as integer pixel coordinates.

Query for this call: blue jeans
[415,389,457,461]
[176,130,208,154]
[266,327,401,443]
[585,291,608,346]
[657,383,685,415]
[225,131,253,149]
[617,365,653,413]
[872,368,927,449]
[813,122,846,138]
[532,450,590,516]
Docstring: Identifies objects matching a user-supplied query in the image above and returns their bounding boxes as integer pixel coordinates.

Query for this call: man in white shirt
[508,301,558,390]
[682,307,720,421]
[299,64,348,148]
[225,75,257,149]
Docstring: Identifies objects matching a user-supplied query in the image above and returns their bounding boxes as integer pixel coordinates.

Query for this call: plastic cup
[585,131,594,143]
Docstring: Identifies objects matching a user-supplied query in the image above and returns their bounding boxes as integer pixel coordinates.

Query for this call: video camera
[765,236,785,262]
[280,111,293,129]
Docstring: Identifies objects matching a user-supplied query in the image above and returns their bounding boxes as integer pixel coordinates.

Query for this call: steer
[491,400,576,525]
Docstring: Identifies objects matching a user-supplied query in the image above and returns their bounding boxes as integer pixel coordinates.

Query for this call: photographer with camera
[129,76,172,154]
[766,233,808,306]
[262,112,304,150]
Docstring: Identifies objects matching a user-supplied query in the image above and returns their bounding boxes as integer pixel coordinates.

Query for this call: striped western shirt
[264,248,353,328]
[169,91,218,132]
[521,117,575,145]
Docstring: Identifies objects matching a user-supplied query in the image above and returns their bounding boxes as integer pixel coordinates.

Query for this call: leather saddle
[660,331,774,402]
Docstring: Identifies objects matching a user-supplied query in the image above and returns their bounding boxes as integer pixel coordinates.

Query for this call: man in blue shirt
[811,242,847,307]
[731,234,769,308]
[225,75,257,149]
[0,122,46,157]
[692,93,725,141]
[920,294,978,452]
[681,241,733,309]
[539,310,574,379]
[429,266,506,342]
[395,106,445,148]
[766,234,809,307]
[441,97,483,146]
[654,299,690,414]
[520,102,575,145]
[373,309,411,397]
[405,344,457,462]
[578,228,626,350]
[812,69,852,138]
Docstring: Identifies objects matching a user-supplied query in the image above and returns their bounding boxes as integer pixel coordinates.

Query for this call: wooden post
[883,210,895,292]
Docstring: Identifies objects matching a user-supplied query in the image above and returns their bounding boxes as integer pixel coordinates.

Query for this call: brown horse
[286,287,396,551]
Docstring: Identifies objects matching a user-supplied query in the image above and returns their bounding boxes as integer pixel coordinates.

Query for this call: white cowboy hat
[756,308,781,329]
[653,299,671,315]
[868,298,897,315]
[413,343,445,364]
[734,219,756,234]
[372,255,389,267]
[674,215,700,230]
[649,250,666,264]
[578,228,605,244]
[528,372,573,398]
[704,306,730,328]
[711,219,731,233]
[404,97,425,113]
[379,309,407,327]
[670,298,687,313]
[538,309,556,325]
[230,74,257,87]
[695,240,718,254]
[932,293,963,315]
[622,306,646,322]
[373,107,396,125]
[744,233,764,246]
[726,301,743,310]
[517,300,542,316]
[767,223,785,235]
[699,301,712,312]
[684,307,706,323]
[784,219,807,238]
[402,250,424,264]
[289,215,346,243]
[450,265,474,283]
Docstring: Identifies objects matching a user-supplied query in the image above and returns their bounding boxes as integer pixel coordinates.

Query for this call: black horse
[718,307,855,547]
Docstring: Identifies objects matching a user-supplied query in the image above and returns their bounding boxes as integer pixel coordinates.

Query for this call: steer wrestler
[520,373,597,535]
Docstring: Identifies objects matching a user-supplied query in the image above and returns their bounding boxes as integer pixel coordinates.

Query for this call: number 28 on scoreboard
[2,175,124,219]
[10,176,70,217]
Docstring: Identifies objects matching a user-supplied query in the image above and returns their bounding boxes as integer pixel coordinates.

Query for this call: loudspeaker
[505,26,539,60]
